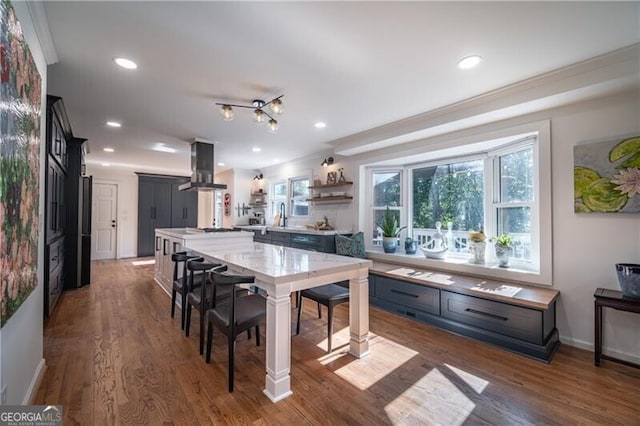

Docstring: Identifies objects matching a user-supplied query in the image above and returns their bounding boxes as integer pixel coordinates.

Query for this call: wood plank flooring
[35,258,640,425]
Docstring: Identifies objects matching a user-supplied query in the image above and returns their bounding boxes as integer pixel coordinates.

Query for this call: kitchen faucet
[279,202,287,228]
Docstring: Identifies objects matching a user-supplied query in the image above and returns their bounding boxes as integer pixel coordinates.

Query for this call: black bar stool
[184,258,227,355]
[170,251,200,330]
[205,271,266,392]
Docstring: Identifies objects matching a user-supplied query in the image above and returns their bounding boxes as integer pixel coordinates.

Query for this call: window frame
[289,176,310,217]
[362,121,551,286]
[366,168,404,247]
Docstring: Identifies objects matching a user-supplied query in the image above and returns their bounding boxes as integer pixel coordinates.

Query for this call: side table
[594,288,640,369]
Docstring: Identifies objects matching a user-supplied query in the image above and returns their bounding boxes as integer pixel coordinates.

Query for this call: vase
[382,237,397,253]
[469,241,486,264]
[495,245,512,268]
[404,239,417,255]
[615,263,640,297]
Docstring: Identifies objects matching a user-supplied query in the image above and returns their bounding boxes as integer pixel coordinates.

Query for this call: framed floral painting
[574,136,640,213]
[0,0,42,327]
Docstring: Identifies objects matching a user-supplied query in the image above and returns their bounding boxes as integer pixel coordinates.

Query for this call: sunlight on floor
[323,332,418,391]
[444,363,489,394]
[385,368,475,426]
[131,259,155,266]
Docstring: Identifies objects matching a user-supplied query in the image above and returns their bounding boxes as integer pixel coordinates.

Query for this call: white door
[92,183,118,260]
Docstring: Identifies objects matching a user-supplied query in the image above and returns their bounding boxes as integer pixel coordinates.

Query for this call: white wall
[0,1,47,405]
[216,169,235,229]
[261,153,358,232]
[85,166,139,258]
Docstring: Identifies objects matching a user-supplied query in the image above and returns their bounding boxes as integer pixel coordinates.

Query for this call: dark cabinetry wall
[137,174,197,257]
[44,95,89,319]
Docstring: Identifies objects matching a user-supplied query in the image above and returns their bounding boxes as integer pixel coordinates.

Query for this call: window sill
[366,249,550,287]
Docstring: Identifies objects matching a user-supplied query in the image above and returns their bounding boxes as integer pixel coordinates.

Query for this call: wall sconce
[253,173,263,181]
[321,157,334,167]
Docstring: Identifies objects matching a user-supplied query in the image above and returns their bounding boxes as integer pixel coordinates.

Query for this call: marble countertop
[235,225,351,236]
[155,228,253,239]
[186,243,371,285]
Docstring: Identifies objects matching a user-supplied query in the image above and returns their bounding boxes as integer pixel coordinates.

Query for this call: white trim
[23,359,46,405]
[25,1,58,65]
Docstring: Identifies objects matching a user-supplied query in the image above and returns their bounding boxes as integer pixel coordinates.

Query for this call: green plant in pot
[492,233,513,268]
[377,206,406,253]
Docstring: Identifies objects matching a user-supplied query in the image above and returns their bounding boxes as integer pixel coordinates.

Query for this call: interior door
[92,183,118,260]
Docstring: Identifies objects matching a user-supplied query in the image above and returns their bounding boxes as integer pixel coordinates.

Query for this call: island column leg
[263,291,293,402]
[349,268,370,358]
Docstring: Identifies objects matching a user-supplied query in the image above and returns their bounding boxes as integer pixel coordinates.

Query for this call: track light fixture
[216,95,283,133]
[321,157,334,167]
[253,173,264,181]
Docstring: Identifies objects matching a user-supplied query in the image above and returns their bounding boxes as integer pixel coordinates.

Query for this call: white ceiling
[42,2,640,175]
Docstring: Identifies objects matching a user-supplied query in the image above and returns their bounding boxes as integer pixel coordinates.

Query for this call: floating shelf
[306,196,353,202]
[251,192,268,195]
[308,182,353,189]
[249,203,268,207]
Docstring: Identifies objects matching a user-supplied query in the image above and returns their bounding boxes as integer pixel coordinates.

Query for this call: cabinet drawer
[271,231,291,246]
[375,276,439,315]
[441,291,542,344]
[253,230,271,243]
[48,238,65,272]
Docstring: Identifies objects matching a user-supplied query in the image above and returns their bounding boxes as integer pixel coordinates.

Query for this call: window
[290,177,310,216]
[371,170,402,246]
[270,176,310,220]
[366,134,543,276]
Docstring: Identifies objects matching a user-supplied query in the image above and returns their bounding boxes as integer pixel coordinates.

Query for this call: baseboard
[23,359,46,405]
[560,336,640,365]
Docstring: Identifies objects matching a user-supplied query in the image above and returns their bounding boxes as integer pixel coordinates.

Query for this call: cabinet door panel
[137,180,155,256]
[154,182,172,228]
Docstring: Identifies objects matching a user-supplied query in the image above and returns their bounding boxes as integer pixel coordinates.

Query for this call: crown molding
[25,1,58,65]
[330,43,640,156]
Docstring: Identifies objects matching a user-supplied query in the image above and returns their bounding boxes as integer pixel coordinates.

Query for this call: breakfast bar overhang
[185,242,372,402]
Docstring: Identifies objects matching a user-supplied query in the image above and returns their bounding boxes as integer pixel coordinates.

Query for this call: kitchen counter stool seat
[296,282,350,353]
[205,271,266,392]
[171,251,202,330]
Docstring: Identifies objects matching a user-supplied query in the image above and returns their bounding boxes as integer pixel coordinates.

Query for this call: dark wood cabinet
[136,174,197,257]
[44,95,88,319]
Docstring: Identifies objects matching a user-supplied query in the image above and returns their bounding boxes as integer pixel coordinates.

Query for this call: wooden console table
[594,288,640,369]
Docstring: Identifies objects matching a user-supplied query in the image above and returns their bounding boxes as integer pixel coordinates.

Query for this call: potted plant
[377,206,405,253]
[492,234,513,268]
[468,229,486,264]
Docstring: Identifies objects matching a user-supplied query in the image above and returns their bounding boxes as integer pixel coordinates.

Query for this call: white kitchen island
[153,228,254,296]
[185,242,372,403]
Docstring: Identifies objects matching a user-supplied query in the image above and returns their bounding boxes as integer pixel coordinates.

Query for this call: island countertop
[155,228,253,239]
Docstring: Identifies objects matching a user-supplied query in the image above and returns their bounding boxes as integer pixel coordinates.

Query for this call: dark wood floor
[35,258,640,425]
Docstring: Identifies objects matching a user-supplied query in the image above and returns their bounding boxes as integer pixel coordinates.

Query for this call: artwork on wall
[574,136,640,213]
[0,0,42,327]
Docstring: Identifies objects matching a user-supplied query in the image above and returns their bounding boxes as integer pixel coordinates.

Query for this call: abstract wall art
[574,136,640,213]
[0,0,42,327]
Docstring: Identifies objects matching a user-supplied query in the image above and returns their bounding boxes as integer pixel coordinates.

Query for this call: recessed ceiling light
[101,163,111,167]
[152,143,177,153]
[252,147,261,153]
[113,57,137,70]
[217,162,225,167]
[106,121,121,128]
[273,158,280,163]
[314,122,326,129]
[458,55,482,70]
[103,147,114,152]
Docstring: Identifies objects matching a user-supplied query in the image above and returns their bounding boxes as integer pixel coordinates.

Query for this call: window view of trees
[290,178,309,216]
[498,147,533,235]
[412,159,484,231]
[373,172,401,206]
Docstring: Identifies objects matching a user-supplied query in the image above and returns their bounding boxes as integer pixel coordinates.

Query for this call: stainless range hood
[178,140,227,191]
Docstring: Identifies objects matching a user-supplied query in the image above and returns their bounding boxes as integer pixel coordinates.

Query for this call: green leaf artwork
[574,136,640,213]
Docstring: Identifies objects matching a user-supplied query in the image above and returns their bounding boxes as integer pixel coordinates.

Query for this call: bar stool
[205,271,266,392]
[184,258,227,355]
[296,282,350,353]
[170,251,200,330]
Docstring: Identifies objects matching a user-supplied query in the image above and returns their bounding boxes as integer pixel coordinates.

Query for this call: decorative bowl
[420,246,447,260]
[615,263,640,297]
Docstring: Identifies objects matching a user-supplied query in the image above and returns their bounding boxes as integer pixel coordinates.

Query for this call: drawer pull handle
[465,308,508,321]
[390,289,419,298]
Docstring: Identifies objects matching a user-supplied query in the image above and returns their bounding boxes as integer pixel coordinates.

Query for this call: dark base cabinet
[369,273,560,362]
[249,230,346,253]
